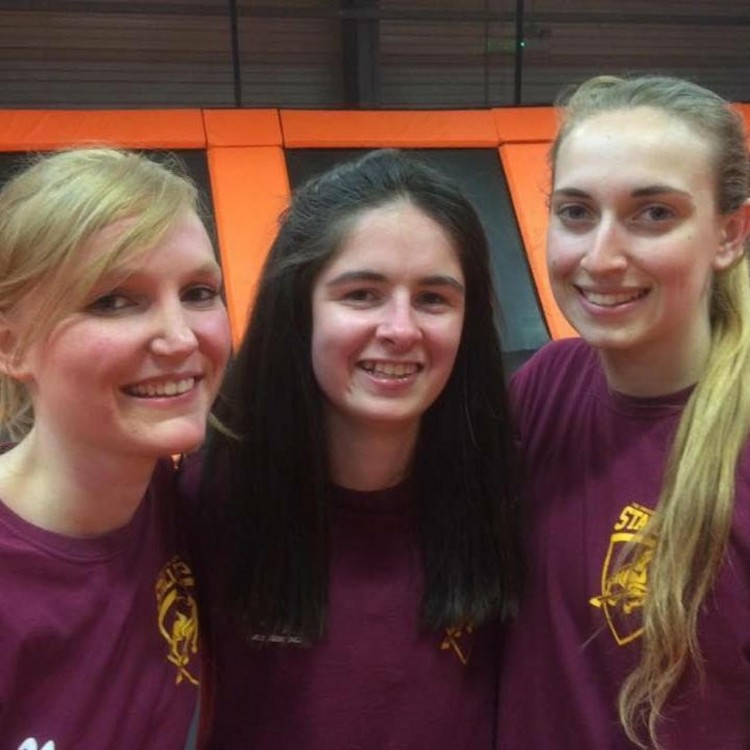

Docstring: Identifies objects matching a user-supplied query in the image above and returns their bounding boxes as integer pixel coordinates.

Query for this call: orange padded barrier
[499,141,576,340]
[207,145,290,346]
[493,106,574,337]
[280,110,498,148]
[491,107,557,144]
[0,109,205,151]
[203,109,282,147]
[741,104,750,140]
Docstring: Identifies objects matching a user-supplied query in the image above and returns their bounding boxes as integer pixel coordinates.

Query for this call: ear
[0,321,31,382]
[713,199,750,271]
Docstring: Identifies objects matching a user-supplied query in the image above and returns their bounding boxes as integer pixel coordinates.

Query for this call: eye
[637,204,676,222]
[554,203,594,223]
[182,284,221,306]
[85,292,134,315]
[341,288,380,305]
[416,290,450,309]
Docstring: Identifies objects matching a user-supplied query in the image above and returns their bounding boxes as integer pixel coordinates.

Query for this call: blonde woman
[0,149,231,748]
[497,76,750,749]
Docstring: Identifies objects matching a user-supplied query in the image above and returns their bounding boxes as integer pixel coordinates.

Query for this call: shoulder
[733,445,750,539]
[509,337,602,445]
[511,337,597,405]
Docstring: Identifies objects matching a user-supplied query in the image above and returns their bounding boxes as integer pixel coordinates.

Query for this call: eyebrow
[551,185,693,200]
[326,270,465,294]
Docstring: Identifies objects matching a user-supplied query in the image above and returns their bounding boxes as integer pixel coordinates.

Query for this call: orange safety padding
[740,103,750,138]
[207,145,290,346]
[499,142,576,340]
[0,110,205,151]
[203,109,283,147]
[280,110,498,148]
[491,107,557,144]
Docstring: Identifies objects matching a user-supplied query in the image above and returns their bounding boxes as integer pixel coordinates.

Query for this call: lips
[578,287,649,307]
[358,360,422,379]
[123,377,197,398]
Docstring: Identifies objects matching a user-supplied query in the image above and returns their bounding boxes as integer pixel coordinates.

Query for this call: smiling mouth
[123,377,197,398]
[578,288,649,307]
[359,361,422,379]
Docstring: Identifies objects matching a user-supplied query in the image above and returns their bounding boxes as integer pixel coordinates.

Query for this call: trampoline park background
[1,1,749,370]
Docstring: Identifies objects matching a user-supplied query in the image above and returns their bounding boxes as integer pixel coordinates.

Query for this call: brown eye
[343,288,379,304]
[641,205,675,222]
[417,291,448,307]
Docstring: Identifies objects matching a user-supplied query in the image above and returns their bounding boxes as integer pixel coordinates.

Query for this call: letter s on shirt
[18,739,55,750]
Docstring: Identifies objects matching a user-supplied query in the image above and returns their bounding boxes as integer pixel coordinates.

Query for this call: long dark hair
[204,149,522,640]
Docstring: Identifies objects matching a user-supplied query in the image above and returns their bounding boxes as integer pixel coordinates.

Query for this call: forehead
[555,107,716,194]
[85,210,213,272]
[330,200,461,269]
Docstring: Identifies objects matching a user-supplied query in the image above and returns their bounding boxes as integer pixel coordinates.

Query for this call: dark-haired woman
[185,149,522,748]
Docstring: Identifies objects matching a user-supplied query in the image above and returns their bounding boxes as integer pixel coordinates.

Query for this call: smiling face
[547,106,743,390]
[311,199,465,444]
[9,210,232,461]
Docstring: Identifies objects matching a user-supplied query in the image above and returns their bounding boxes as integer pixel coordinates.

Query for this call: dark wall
[0,1,747,109]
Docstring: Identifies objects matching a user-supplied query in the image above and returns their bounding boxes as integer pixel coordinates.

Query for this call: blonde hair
[0,147,200,440]
[553,75,750,748]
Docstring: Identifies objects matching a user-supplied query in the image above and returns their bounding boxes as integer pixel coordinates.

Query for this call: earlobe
[714,200,750,271]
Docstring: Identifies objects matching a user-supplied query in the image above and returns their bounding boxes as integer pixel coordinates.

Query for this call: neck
[326,416,419,492]
[0,428,157,536]
[598,318,711,397]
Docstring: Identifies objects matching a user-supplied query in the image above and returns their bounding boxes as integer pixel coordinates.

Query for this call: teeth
[582,289,647,307]
[125,378,195,398]
[360,361,419,378]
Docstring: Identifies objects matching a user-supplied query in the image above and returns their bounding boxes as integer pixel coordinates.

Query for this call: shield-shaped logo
[589,513,655,646]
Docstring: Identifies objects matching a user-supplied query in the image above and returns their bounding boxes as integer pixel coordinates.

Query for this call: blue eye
[556,204,593,222]
[86,293,133,314]
[183,285,221,305]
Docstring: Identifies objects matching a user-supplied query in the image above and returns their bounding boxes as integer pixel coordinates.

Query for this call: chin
[142,423,207,458]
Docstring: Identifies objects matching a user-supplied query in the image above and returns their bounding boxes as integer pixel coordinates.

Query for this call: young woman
[496,75,750,749]
[187,148,522,748]
[0,148,231,748]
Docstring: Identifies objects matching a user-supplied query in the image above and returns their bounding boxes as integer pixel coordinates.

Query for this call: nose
[149,299,199,358]
[376,295,422,350]
[580,216,628,275]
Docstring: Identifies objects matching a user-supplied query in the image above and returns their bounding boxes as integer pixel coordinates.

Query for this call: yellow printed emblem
[589,503,654,646]
[440,624,473,665]
[155,555,199,686]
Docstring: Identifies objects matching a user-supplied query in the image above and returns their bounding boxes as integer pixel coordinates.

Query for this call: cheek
[310,323,345,392]
[638,235,711,287]
[196,309,232,368]
[28,338,123,405]
[310,309,370,402]
[311,305,364,362]
[53,335,128,375]
[546,234,580,279]
[430,315,465,366]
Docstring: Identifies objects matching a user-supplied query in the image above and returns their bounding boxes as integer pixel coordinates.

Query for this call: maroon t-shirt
[496,338,750,748]
[0,458,200,749]
[189,477,499,749]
